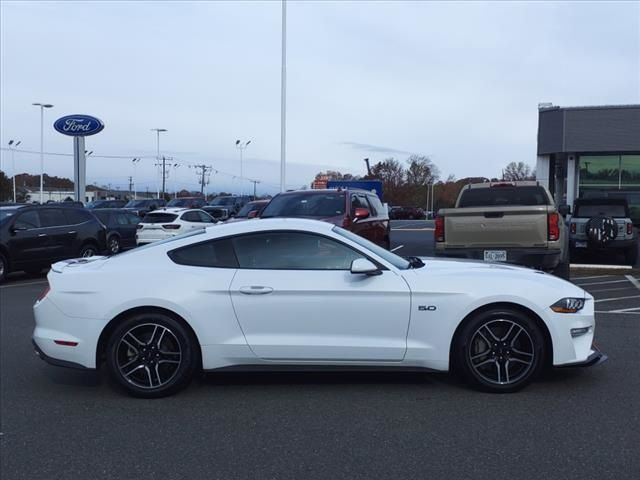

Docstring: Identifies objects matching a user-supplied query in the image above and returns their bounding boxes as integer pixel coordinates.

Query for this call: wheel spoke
[153,364,163,386]
[123,363,145,378]
[147,325,159,346]
[482,325,500,342]
[473,358,496,368]
[496,361,502,383]
[125,332,144,346]
[144,366,153,387]
[505,360,510,383]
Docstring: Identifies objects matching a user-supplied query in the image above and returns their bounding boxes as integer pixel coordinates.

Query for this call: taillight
[342,216,352,229]
[162,224,180,230]
[548,213,560,241]
[570,222,576,234]
[37,286,50,302]
[627,223,633,235]
[435,216,445,242]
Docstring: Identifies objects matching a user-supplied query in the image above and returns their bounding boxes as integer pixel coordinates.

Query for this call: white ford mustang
[33,218,606,397]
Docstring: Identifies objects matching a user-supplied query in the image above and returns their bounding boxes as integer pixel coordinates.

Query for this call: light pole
[32,102,54,204]
[280,0,287,192]
[172,163,181,198]
[151,128,167,199]
[235,139,251,197]
[8,140,21,203]
[132,158,141,199]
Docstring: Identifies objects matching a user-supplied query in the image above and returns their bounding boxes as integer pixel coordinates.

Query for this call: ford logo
[53,114,104,137]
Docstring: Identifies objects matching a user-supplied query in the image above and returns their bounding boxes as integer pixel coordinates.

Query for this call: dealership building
[536,104,640,223]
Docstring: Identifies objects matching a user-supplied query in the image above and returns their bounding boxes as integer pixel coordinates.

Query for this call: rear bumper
[32,338,92,370]
[434,246,562,269]
[570,238,636,250]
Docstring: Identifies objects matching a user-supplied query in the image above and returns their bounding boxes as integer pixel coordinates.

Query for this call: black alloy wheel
[106,312,198,397]
[454,308,545,392]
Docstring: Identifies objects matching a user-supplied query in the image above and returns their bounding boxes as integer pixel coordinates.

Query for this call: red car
[260,189,390,249]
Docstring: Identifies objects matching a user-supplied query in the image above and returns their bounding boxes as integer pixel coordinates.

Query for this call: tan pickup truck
[434,181,570,278]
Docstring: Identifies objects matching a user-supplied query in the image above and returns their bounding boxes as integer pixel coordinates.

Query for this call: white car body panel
[33,218,597,373]
[136,208,214,245]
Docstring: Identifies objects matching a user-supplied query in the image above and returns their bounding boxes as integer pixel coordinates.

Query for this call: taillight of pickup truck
[548,213,560,241]
[435,216,445,242]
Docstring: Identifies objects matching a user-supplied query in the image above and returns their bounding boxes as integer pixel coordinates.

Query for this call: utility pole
[249,179,260,198]
[155,156,171,199]
[128,176,133,194]
[193,164,213,194]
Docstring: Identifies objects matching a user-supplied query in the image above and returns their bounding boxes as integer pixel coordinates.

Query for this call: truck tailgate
[443,206,549,248]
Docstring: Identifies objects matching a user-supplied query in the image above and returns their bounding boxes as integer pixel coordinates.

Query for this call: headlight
[550,297,585,313]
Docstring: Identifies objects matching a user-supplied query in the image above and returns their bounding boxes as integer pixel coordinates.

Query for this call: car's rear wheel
[79,243,98,258]
[454,308,545,393]
[108,235,121,255]
[106,312,198,398]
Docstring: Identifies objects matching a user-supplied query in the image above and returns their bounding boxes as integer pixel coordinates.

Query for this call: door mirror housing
[350,258,381,276]
[353,207,370,222]
[247,210,258,219]
[558,204,571,217]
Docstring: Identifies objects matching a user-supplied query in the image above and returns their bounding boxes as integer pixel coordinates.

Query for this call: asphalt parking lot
[1,223,639,479]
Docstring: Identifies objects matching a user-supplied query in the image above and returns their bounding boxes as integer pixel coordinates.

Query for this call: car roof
[91,208,134,213]
[464,181,539,190]
[146,207,191,214]
[204,217,335,236]
[276,188,373,196]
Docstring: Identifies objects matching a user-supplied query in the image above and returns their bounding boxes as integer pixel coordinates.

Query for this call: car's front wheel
[106,312,199,398]
[79,243,98,258]
[0,252,8,283]
[454,308,546,393]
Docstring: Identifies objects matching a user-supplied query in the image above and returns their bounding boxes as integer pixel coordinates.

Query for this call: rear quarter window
[168,239,238,268]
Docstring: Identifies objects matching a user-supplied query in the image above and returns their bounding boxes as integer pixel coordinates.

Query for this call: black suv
[206,195,254,220]
[91,209,141,254]
[0,205,107,282]
[123,198,167,217]
[166,197,207,208]
[86,199,127,209]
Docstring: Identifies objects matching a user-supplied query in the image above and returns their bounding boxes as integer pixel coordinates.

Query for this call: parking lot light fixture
[32,102,54,204]
[236,140,251,197]
[151,128,168,199]
[8,140,21,202]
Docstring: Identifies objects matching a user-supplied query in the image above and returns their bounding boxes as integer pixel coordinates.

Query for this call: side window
[39,209,68,227]
[365,195,381,216]
[14,210,41,229]
[63,208,91,225]
[351,194,369,216]
[197,211,214,223]
[168,239,237,268]
[115,213,129,225]
[181,211,199,222]
[232,232,364,270]
[126,213,141,224]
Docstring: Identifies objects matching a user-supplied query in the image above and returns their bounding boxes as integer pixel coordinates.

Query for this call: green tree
[0,170,12,201]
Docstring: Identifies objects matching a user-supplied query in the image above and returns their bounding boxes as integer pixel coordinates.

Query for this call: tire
[625,244,638,266]
[79,243,98,258]
[453,308,546,393]
[107,235,121,255]
[0,252,7,283]
[106,311,199,398]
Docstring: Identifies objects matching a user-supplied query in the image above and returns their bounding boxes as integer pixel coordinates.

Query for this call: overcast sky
[1,0,639,195]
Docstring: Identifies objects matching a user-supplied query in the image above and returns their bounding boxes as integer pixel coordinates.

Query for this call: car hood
[403,256,588,299]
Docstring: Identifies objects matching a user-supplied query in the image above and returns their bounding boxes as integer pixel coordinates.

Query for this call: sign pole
[73,136,86,203]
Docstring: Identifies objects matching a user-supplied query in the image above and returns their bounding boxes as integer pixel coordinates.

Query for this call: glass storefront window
[579,155,620,188]
[621,155,640,188]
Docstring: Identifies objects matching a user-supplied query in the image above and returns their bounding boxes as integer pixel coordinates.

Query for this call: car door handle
[38,233,48,237]
[239,286,274,295]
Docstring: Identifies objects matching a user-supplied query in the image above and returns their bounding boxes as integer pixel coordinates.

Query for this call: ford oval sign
[53,114,104,136]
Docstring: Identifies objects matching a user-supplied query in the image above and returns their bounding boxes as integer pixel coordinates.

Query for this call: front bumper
[556,346,608,368]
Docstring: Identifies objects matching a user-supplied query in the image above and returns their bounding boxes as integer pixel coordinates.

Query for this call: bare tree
[503,162,534,181]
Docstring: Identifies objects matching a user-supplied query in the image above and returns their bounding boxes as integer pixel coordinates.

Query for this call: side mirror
[558,204,571,217]
[350,258,381,276]
[247,210,258,219]
[353,208,370,222]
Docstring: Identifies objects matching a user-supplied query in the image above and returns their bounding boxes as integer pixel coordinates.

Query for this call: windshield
[125,200,150,208]
[236,202,263,217]
[210,197,236,206]
[0,208,21,223]
[332,226,410,270]
[262,192,345,218]
[85,201,105,209]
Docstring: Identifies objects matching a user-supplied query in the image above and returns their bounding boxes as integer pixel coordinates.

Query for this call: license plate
[484,250,507,262]
[575,241,587,248]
